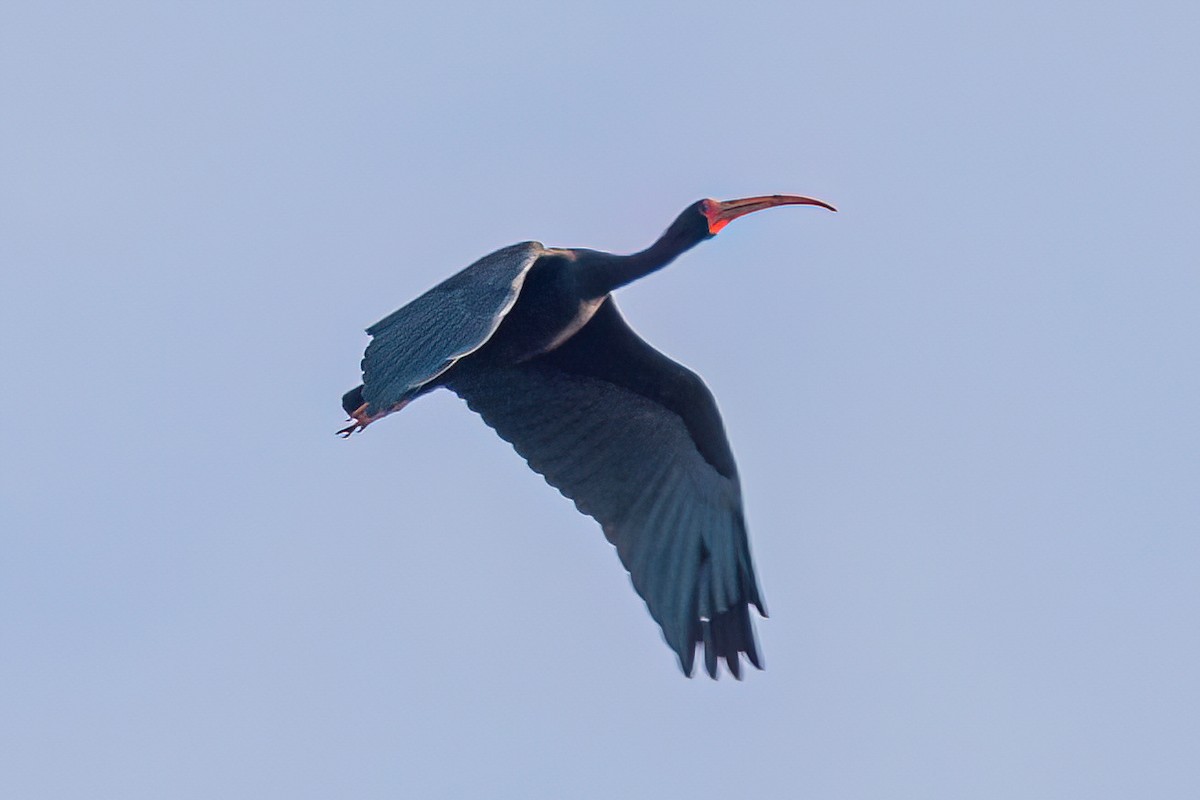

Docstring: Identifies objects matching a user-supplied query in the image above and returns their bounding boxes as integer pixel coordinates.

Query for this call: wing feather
[447,298,765,677]
[358,242,543,413]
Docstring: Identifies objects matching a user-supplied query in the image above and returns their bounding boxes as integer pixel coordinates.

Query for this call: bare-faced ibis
[340,195,835,677]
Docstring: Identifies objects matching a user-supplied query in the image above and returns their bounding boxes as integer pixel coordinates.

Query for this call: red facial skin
[701,194,837,235]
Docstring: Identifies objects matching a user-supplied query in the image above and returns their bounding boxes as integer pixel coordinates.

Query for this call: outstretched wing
[359,241,544,414]
[447,298,766,678]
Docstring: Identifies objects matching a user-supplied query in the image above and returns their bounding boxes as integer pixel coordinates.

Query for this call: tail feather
[342,385,365,415]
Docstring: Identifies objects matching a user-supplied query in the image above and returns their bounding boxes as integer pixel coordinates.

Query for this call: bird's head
[696,194,837,237]
[654,195,836,257]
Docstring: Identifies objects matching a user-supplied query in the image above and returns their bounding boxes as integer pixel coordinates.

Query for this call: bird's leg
[336,400,408,437]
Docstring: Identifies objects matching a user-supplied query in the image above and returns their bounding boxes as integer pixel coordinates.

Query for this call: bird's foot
[336,420,363,438]
[337,403,376,438]
[336,399,408,438]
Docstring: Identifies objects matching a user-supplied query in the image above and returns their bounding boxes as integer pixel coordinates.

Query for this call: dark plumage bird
[340,194,835,677]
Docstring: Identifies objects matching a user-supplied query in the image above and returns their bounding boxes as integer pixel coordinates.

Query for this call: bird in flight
[340,194,835,677]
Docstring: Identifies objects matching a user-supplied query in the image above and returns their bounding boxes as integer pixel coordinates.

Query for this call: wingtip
[678,644,696,678]
[675,633,766,680]
[746,643,763,671]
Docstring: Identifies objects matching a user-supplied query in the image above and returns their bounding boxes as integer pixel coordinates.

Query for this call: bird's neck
[579,222,703,298]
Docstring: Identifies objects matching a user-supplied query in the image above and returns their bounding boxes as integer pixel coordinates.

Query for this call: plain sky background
[2,2,1197,798]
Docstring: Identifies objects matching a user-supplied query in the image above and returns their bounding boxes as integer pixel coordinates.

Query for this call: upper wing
[359,242,544,414]
[447,298,766,678]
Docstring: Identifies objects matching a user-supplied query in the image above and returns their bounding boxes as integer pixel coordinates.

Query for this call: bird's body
[470,248,606,365]
[340,195,834,677]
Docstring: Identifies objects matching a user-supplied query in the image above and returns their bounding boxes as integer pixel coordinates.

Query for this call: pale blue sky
[2,2,1197,798]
